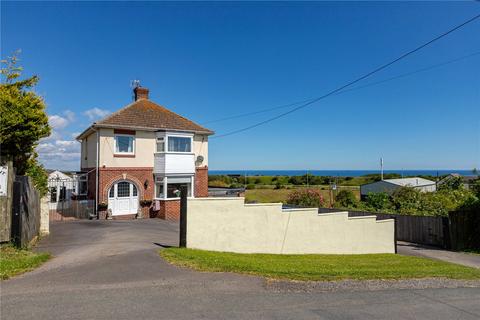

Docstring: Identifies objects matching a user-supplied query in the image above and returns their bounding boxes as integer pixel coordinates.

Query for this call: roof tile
[95,99,213,134]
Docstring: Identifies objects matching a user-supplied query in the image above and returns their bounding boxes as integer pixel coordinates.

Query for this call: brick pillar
[195,166,208,197]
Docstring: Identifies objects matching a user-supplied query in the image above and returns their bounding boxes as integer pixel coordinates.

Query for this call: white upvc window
[156,137,165,153]
[155,176,165,199]
[154,175,194,200]
[168,136,192,153]
[114,134,135,154]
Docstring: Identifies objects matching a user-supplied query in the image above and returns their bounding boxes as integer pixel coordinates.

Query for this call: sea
[209,170,475,177]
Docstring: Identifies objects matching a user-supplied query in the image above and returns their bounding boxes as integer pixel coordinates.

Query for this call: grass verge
[0,245,50,280]
[160,248,480,281]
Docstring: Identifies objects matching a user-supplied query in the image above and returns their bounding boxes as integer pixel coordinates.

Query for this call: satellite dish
[196,155,204,163]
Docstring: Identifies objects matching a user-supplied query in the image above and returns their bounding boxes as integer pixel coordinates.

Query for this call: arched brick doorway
[107,180,139,216]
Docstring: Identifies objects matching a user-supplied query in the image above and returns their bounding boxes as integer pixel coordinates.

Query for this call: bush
[246,184,256,190]
[286,188,325,207]
[24,158,48,197]
[334,190,357,208]
[274,182,284,190]
[365,192,393,211]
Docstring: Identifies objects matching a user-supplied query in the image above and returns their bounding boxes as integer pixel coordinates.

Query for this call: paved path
[1,220,480,320]
[397,241,480,269]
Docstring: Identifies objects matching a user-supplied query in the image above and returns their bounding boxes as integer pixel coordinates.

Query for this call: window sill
[153,197,194,201]
[114,154,135,158]
[154,152,194,155]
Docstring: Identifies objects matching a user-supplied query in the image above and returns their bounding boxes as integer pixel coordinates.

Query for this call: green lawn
[160,248,480,281]
[0,245,50,280]
[245,187,359,204]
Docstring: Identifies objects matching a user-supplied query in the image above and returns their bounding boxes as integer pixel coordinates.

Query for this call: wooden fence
[448,209,480,251]
[318,208,447,247]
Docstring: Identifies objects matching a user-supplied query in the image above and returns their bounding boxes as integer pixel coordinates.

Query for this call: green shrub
[334,190,358,208]
[246,184,256,190]
[365,192,393,211]
[286,188,325,207]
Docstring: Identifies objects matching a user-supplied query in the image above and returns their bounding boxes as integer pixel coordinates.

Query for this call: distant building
[360,177,436,198]
[438,173,478,190]
[47,170,85,210]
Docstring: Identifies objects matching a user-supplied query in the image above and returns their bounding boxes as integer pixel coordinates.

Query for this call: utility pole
[380,157,384,181]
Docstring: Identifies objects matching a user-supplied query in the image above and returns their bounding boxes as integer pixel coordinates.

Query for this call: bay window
[168,136,191,152]
[155,176,164,198]
[154,175,193,199]
[156,137,165,152]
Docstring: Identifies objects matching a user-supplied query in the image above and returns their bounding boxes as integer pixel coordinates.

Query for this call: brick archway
[101,174,145,203]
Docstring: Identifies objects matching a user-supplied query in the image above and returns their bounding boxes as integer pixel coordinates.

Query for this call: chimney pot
[134,87,149,101]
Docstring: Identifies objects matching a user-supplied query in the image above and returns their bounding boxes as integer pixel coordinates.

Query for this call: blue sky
[2,1,479,171]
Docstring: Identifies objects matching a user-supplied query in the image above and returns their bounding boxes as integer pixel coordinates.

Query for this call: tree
[334,190,358,208]
[0,51,51,194]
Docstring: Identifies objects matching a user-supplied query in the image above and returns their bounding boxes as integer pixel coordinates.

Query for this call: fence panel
[318,208,446,247]
[49,200,95,221]
[449,209,480,251]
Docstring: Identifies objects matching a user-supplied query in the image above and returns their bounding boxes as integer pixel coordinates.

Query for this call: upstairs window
[168,136,191,153]
[115,134,135,154]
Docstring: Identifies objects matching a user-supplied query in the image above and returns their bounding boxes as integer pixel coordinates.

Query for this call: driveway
[398,242,480,269]
[1,220,480,320]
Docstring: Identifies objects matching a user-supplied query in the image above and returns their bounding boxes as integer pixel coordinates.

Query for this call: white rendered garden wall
[187,198,395,254]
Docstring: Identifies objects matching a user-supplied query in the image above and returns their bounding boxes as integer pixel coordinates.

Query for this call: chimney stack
[134,87,149,101]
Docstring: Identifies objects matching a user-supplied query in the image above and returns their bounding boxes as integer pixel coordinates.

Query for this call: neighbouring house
[47,170,86,209]
[360,177,436,199]
[47,170,90,220]
[438,173,478,190]
[76,86,213,220]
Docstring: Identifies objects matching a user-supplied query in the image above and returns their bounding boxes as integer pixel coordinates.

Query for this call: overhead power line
[202,51,480,125]
[211,13,480,139]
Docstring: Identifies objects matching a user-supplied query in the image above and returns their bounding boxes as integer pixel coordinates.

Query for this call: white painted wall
[80,133,98,169]
[187,198,395,254]
[80,129,209,169]
[40,196,49,235]
[154,153,195,174]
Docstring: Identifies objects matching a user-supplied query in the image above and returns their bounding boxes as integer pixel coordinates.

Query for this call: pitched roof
[383,177,435,187]
[77,98,213,139]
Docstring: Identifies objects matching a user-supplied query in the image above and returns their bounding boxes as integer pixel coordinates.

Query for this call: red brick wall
[81,165,208,221]
[98,167,154,219]
[195,166,209,197]
[156,200,181,221]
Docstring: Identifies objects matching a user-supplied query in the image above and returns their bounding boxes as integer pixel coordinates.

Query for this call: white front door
[108,181,139,216]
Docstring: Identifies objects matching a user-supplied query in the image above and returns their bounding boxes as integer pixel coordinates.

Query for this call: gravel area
[266,278,480,293]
